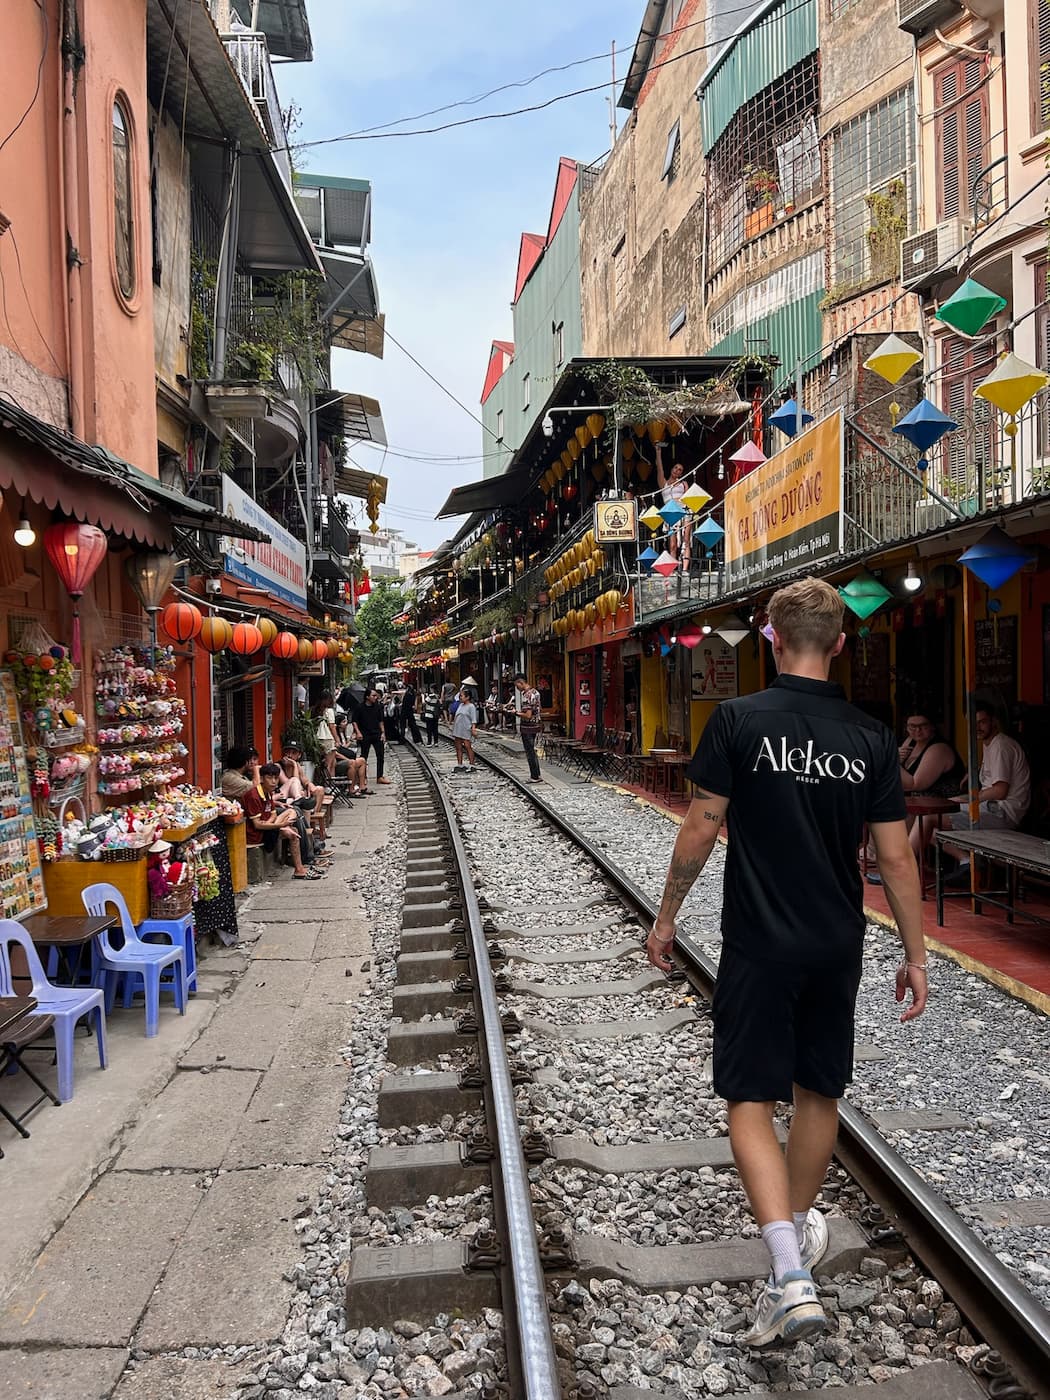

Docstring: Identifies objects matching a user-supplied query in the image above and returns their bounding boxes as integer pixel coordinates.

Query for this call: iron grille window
[612,236,628,307]
[706,55,820,271]
[662,120,681,182]
[496,408,505,441]
[830,89,914,292]
[827,0,862,13]
[522,372,530,411]
[934,56,990,221]
[1033,0,1050,134]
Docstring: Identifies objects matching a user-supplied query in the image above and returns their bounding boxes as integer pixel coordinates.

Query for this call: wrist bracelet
[902,960,928,972]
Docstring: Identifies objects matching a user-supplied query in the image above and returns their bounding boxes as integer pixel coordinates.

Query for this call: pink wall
[0,0,158,476]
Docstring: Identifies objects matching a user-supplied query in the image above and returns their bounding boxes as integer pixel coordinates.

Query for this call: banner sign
[690,636,738,700]
[723,412,843,591]
[594,498,638,544]
[221,478,308,610]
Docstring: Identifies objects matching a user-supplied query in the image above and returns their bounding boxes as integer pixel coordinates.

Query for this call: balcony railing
[221,30,293,189]
[972,154,1008,232]
[313,510,354,562]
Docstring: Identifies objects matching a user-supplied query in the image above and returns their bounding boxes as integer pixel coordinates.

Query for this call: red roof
[546,157,578,246]
[480,340,515,405]
[513,233,546,304]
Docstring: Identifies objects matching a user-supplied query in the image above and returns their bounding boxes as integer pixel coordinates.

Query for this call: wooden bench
[933,828,1050,928]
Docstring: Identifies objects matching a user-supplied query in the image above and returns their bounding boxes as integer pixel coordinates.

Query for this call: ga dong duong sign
[723,412,843,592]
[221,477,308,611]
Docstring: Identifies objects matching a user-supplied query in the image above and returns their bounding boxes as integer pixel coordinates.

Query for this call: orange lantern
[271,631,299,661]
[298,637,315,664]
[312,639,328,663]
[568,438,581,461]
[621,438,635,460]
[587,413,605,439]
[230,622,263,655]
[199,616,233,654]
[161,601,203,644]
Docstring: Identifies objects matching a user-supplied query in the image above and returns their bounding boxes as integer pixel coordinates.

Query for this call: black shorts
[712,944,862,1103]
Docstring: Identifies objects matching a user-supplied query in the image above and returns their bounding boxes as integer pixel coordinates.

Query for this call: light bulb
[14,518,36,547]
[702,624,712,634]
[903,562,922,593]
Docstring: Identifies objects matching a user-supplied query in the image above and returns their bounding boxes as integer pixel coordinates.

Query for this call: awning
[437,471,531,520]
[317,250,382,354]
[333,466,388,503]
[293,174,372,250]
[317,389,387,446]
[249,0,312,60]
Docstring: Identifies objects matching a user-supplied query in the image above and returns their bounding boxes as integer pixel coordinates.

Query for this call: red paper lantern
[271,631,299,661]
[43,523,108,662]
[161,601,203,644]
[199,616,233,653]
[298,637,315,664]
[230,622,263,655]
[312,639,328,663]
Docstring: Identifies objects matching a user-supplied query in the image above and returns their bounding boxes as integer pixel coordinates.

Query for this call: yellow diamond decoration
[680,484,712,513]
[974,352,1050,418]
[639,506,665,532]
[863,333,923,386]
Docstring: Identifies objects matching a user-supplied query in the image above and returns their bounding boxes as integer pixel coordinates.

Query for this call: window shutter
[936,66,960,219]
[1034,0,1050,133]
[961,60,988,218]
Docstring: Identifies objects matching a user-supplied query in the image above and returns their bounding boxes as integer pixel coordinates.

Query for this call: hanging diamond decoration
[892,398,958,474]
[639,505,665,532]
[694,518,725,554]
[957,526,1035,591]
[638,545,660,572]
[936,278,1007,338]
[651,550,679,577]
[973,352,1049,418]
[768,398,815,439]
[680,483,712,513]
[714,613,750,647]
[838,571,892,620]
[676,624,704,649]
[658,500,688,528]
[863,333,923,385]
[729,441,766,473]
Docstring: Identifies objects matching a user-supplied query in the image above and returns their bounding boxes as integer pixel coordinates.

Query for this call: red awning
[0,435,171,550]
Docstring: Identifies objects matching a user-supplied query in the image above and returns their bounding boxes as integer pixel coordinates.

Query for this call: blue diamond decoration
[957,527,1035,591]
[768,399,815,438]
[893,398,957,454]
[658,500,688,528]
[660,641,674,656]
[694,518,725,553]
[638,545,660,573]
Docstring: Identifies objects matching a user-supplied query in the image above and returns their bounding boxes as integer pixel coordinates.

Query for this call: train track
[345,737,1050,1400]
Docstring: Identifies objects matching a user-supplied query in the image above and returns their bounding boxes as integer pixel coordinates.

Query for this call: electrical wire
[382,323,503,440]
[0,0,47,156]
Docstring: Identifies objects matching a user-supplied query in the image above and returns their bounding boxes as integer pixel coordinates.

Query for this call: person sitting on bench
[241,764,326,880]
[942,705,1031,884]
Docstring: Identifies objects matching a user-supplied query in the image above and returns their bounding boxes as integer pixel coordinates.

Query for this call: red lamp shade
[563,482,578,501]
[198,616,233,653]
[271,631,299,661]
[230,622,263,655]
[312,639,328,663]
[298,637,315,664]
[255,617,278,647]
[43,522,108,662]
[161,601,203,644]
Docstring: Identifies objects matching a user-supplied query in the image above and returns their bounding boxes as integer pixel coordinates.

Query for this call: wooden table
[0,996,38,1038]
[933,829,1050,928]
[905,795,961,899]
[23,913,116,984]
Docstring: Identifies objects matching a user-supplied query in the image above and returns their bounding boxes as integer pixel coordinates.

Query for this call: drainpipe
[60,0,85,439]
[211,144,241,379]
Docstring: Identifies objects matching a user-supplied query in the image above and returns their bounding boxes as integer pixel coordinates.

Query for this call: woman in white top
[655,441,692,570]
[451,688,477,770]
[312,692,340,777]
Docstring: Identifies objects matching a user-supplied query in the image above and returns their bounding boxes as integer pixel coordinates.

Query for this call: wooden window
[933,56,989,221]
[1032,0,1050,134]
[941,334,998,496]
[112,96,136,299]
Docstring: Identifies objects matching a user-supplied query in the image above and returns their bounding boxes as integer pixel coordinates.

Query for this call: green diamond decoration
[936,278,1007,338]
[838,571,892,620]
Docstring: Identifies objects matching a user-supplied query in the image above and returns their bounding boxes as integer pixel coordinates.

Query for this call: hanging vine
[581,353,773,443]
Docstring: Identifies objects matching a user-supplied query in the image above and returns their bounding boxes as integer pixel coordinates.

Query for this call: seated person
[240,763,326,880]
[942,705,1032,882]
[897,712,966,859]
[485,685,499,728]
[278,742,325,819]
[332,741,369,795]
[220,744,257,800]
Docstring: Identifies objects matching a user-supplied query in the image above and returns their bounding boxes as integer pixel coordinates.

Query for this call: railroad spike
[461,1130,495,1163]
[466,1227,502,1271]
[538,1225,575,1271]
[500,1010,522,1034]
[521,1128,551,1162]
[487,943,506,962]
[492,971,512,992]
[455,1012,479,1035]
[451,972,474,994]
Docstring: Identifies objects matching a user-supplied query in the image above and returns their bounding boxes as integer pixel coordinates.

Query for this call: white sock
[793,1210,809,1247]
[761,1220,802,1285]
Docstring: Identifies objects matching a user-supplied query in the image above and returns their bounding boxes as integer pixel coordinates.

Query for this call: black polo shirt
[688,673,905,967]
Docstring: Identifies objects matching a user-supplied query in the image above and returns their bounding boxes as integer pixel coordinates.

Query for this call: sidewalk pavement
[0,785,397,1399]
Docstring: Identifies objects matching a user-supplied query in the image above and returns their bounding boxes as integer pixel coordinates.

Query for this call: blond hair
[767,576,844,655]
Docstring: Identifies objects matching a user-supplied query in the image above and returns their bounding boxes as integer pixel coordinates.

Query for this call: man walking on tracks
[649,577,927,1347]
[513,672,544,783]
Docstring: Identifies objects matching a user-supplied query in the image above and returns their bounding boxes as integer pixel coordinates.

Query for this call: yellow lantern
[621,438,635,461]
[595,550,606,570]
[586,413,605,439]
[255,617,278,648]
[584,602,597,628]
[576,424,592,450]
[666,417,683,437]
[680,484,712,514]
[568,438,581,461]
[609,589,622,613]
[647,419,667,443]
[636,459,653,482]
[583,530,595,553]
[560,450,572,472]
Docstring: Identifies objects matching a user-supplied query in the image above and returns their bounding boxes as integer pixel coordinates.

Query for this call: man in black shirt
[353,689,390,785]
[650,577,926,1348]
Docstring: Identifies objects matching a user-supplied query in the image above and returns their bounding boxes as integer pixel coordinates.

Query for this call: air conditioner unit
[896,0,965,37]
[914,499,952,534]
[900,219,970,291]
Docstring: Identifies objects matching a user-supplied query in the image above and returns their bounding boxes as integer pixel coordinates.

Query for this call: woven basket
[150,882,194,919]
[101,845,147,863]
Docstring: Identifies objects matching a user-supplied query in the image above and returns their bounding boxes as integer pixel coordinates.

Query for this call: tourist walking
[451,687,477,770]
[513,671,543,783]
[401,681,421,743]
[648,577,926,1347]
[440,679,456,722]
[422,689,441,745]
[354,688,390,785]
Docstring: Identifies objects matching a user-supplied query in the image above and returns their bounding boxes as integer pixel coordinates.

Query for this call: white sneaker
[741,1269,826,1348]
[800,1208,829,1273]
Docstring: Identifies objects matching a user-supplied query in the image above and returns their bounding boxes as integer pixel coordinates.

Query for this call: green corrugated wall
[700,0,818,153]
[709,289,825,385]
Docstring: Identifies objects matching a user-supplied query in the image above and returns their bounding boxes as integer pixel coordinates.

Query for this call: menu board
[975,615,1017,711]
[0,670,46,918]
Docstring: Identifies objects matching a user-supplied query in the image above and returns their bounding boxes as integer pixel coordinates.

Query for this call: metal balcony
[311,511,356,578]
[221,30,293,189]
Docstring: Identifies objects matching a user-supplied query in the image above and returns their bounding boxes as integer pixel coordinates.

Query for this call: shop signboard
[690,637,738,700]
[723,413,843,591]
[221,478,308,611]
[0,671,47,918]
[594,498,638,544]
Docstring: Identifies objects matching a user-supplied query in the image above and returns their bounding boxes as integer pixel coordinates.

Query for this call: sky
[277,0,643,553]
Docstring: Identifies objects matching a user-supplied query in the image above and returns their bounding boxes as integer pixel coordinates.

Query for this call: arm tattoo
[659,853,707,921]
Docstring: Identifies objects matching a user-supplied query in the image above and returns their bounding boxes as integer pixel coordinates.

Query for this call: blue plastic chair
[80,884,186,1038]
[136,912,197,994]
[0,920,107,1103]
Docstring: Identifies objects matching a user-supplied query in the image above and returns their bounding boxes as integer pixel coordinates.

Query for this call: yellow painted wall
[640,653,664,751]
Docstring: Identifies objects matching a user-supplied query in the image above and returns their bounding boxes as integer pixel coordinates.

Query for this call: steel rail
[460,735,1050,1400]
[406,743,562,1400]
